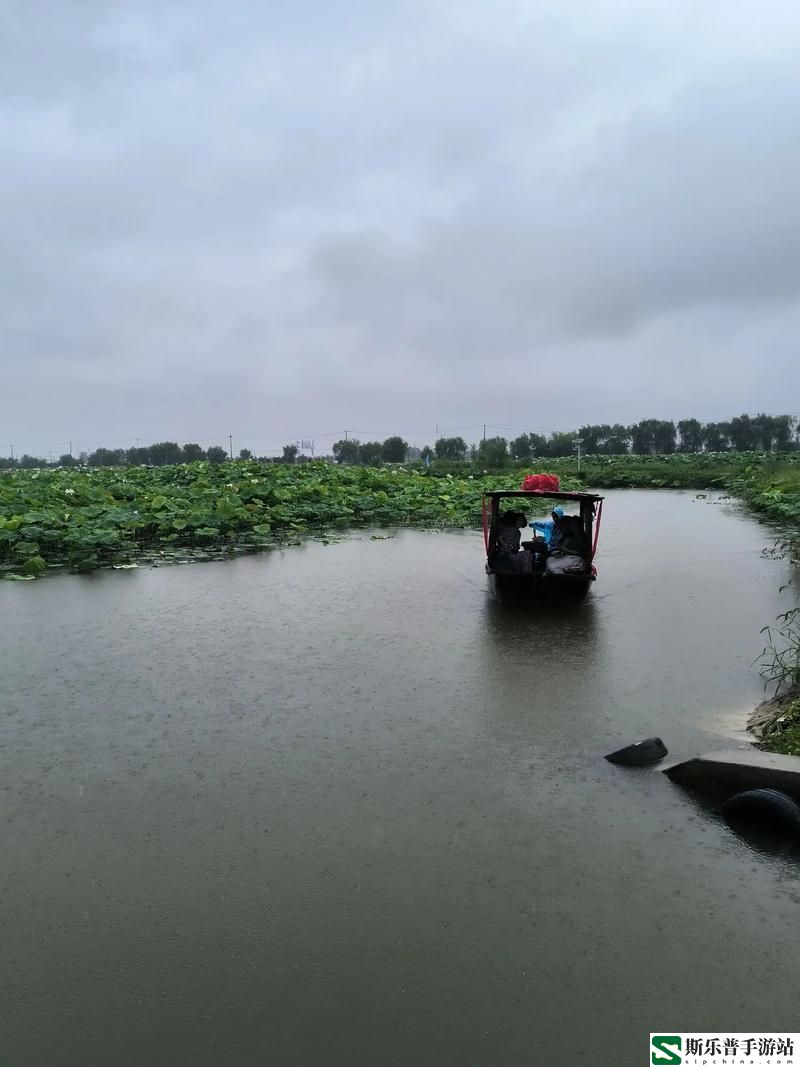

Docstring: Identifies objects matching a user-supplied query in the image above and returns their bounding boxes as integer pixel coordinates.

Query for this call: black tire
[722,788,800,829]
[605,737,668,767]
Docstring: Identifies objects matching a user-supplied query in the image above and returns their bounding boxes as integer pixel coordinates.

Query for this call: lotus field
[2,452,798,578]
[0,462,553,577]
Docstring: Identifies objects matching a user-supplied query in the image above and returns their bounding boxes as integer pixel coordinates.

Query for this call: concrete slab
[663,747,800,800]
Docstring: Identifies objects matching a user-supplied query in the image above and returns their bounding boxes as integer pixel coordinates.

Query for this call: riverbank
[750,687,800,756]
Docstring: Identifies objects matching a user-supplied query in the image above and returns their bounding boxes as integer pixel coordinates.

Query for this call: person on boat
[558,515,586,556]
[495,512,532,572]
[530,505,565,548]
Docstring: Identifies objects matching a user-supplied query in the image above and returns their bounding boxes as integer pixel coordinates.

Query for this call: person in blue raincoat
[530,505,565,549]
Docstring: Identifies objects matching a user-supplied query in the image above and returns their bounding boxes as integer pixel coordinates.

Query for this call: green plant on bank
[758,608,800,695]
[752,695,800,757]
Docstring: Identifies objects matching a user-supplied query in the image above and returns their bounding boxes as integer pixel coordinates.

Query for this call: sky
[2,0,800,457]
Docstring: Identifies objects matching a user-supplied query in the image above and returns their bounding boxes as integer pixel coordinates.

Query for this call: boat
[482,488,604,603]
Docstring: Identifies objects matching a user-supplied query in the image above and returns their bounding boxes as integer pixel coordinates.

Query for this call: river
[1,490,799,1065]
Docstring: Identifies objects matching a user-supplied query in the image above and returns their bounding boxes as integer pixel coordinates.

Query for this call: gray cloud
[2,0,800,454]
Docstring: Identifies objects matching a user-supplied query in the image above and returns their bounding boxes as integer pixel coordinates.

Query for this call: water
[1,490,799,1066]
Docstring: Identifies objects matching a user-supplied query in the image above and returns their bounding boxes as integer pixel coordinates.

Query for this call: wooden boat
[482,489,604,603]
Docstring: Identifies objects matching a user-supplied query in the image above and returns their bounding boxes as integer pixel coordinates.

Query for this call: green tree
[543,432,574,457]
[150,441,182,465]
[238,448,253,460]
[772,415,795,451]
[577,425,611,453]
[478,436,508,466]
[381,436,408,462]
[207,446,228,464]
[510,434,532,460]
[677,419,703,453]
[434,436,467,460]
[332,439,361,464]
[358,441,383,465]
[752,413,794,451]
[630,420,676,454]
[728,414,756,451]
[87,448,126,466]
[420,445,434,463]
[182,443,206,462]
[282,444,298,464]
[19,454,47,468]
[601,425,630,454]
[701,422,730,451]
[58,453,79,467]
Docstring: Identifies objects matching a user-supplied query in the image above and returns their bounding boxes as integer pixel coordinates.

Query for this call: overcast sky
[2,0,799,456]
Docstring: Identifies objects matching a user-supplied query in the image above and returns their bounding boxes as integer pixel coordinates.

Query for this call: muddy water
[1,491,799,1066]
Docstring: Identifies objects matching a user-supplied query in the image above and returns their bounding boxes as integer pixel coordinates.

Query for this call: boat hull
[487,568,594,604]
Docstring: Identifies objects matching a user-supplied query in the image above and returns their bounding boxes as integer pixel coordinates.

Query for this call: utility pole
[69,440,72,458]
[10,443,14,461]
[228,434,233,460]
[344,429,349,441]
[574,437,584,474]
[483,424,486,441]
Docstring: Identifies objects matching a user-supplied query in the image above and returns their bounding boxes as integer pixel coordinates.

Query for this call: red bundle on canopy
[521,473,561,492]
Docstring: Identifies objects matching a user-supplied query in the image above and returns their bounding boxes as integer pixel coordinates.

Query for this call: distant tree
[751,413,794,451]
[358,441,383,466]
[282,444,298,464]
[18,454,46,468]
[332,439,361,465]
[543,432,574,457]
[510,434,532,460]
[728,414,756,451]
[149,441,182,465]
[381,436,408,463]
[701,422,730,452]
[478,436,508,466]
[677,419,703,453]
[127,446,151,465]
[528,433,548,455]
[58,453,79,467]
[577,425,607,454]
[630,420,676,454]
[771,415,795,451]
[601,425,631,454]
[238,448,253,460]
[207,446,228,464]
[0,456,17,468]
[655,420,676,453]
[434,436,467,460]
[420,446,434,462]
[182,443,206,462]
[87,448,126,466]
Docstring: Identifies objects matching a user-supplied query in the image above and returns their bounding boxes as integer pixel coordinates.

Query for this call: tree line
[0,441,302,469]
[331,414,797,465]
[1,414,796,470]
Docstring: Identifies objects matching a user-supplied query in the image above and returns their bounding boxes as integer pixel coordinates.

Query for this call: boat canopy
[481,489,603,503]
